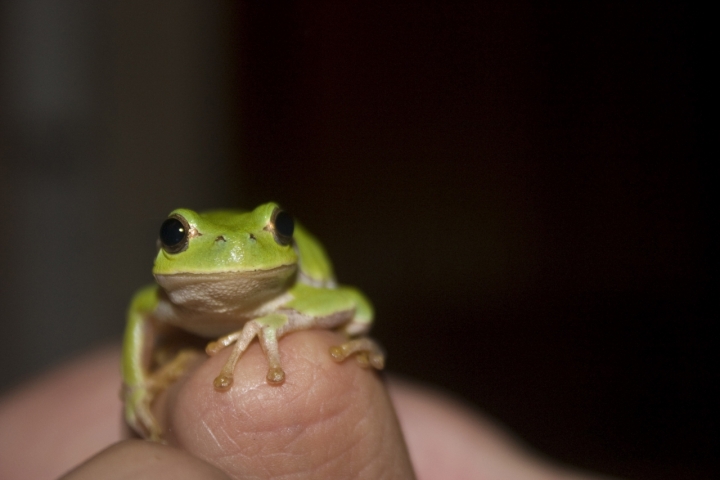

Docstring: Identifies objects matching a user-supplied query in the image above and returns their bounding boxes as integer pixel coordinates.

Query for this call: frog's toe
[354,351,369,367]
[352,351,385,369]
[368,351,385,369]
[330,337,385,371]
[329,345,347,362]
[205,341,222,355]
[266,366,286,385]
[213,373,234,391]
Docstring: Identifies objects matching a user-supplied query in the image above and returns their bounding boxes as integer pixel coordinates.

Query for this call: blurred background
[0,2,712,479]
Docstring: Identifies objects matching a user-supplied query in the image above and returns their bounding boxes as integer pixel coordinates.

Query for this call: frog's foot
[329,337,385,370]
[208,321,261,391]
[206,314,288,391]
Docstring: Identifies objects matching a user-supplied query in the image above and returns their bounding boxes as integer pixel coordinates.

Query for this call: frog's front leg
[206,313,289,390]
[123,286,203,441]
[122,285,163,441]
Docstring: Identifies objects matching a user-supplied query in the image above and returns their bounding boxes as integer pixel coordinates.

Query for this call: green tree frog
[122,203,384,442]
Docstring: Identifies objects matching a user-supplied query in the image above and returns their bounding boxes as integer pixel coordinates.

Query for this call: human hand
[0,332,613,479]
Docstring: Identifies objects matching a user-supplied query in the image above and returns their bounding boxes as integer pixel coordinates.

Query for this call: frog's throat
[154,264,297,314]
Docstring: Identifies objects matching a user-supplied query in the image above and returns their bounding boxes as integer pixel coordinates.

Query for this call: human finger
[388,379,618,480]
[59,439,231,480]
[0,347,124,480]
[154,330,416,479]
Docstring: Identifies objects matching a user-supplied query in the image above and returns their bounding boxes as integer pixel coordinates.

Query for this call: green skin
[122,202,383,442]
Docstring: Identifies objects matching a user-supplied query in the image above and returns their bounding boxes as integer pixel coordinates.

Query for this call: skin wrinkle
[201,419,224,453]
[356,412,386,475]
[216,452,255,476]
[271,354,356,457]
[327,424,365,474]
[193,395,223,449]
[283,377,319,415]
[223,380,316,439]
[264,402,341,472]
[245,420,307,468]
[165,372,252,462]
[324,363,393,477]
[195,394,316,474]
[208,444,257,478]
[290,431,358,480]
[353,449,381,480]
[226,398,254,432]
[262,455,326,480]
[216,424,241,453]
[206,390,283,436]
[275,422,311,453]
[311,411,360,468]
[300,374,357,438]
[342,376,384,462]
[255,451,309,478]
[306,382,370,463]
[257,426,304,457]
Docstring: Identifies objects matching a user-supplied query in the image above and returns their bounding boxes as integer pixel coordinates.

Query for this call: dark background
[0,2,712,479]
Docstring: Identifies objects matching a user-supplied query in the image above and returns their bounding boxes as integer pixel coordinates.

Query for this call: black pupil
[274,211,294,238]
[160,218,186,247]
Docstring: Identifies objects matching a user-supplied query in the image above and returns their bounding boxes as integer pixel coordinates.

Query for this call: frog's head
[152,202,298,313]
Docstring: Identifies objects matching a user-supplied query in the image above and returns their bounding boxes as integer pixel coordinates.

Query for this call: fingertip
[161,330,415,479]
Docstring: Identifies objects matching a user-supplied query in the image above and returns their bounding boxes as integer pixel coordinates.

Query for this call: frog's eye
[271,209,294,246]
[159,215,190,254]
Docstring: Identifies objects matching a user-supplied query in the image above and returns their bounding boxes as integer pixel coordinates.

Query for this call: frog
[121,202,384,442]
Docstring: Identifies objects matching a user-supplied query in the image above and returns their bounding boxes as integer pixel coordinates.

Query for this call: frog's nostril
[215,235,226,243]
[249,233,257,241]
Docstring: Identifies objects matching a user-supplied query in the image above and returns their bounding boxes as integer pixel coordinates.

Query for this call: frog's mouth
[154,264,297,314]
